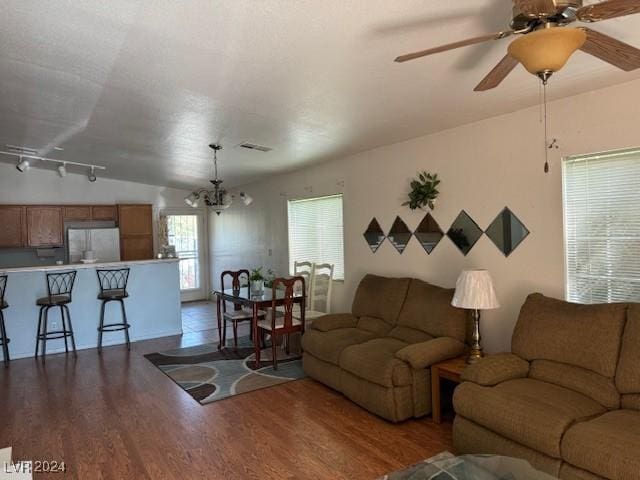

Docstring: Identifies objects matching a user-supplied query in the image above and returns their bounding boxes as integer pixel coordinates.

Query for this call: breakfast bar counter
[0,259,182,359]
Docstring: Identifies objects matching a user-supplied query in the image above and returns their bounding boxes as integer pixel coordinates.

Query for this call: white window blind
[563,148,640,303]
[288,194,344,280]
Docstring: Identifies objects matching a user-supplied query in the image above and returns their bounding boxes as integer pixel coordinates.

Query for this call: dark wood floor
[0,325,453,480]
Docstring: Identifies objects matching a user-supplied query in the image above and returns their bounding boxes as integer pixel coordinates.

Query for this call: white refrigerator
[67,228,121,263]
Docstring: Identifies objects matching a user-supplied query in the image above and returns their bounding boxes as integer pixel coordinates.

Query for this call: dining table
[212,286,306,363]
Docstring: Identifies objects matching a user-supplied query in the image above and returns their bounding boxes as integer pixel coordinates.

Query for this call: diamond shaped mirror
[363,218,386,253]
[485,207,529,257]
[414,213,444,254]
[447,210,483,255]
[388,216,412,254]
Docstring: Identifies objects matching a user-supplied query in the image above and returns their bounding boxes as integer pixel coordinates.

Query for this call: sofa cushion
[616,304,640,394]
[453,378,606,458]
[397,279,467,342]
[622,394,640,411]
[311,313,357,332]
[356,316,393,336]
[395,337,465,370]
[512,293,627,378]
[529,360,620,409]
[301,327,374,365]
[388,326,434,344]
[562,410,640,480]
[339,338,411,387]
[461,353,530,387]
[351,275,410,325]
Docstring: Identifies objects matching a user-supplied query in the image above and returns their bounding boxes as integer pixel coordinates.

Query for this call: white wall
[209,78,640,353]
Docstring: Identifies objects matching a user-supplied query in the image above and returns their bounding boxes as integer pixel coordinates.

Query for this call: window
[563,148,640,303]
[166,214,201,291]
[288,194,344,280]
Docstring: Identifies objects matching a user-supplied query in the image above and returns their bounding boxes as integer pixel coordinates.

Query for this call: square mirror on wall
[447,210,483,255]
[414,213,444,254]
[485,207,529,257]
[388,216,412,254]
[363,218,386,253]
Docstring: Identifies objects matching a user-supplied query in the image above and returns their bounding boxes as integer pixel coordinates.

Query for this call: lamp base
[466,309,484,365]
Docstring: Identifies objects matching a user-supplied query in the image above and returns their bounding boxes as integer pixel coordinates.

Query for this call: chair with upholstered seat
[219,269,266,349]
[35,270,77,363]
[96,268,131,352]
[0,275,10,366]
[256,276,305,370]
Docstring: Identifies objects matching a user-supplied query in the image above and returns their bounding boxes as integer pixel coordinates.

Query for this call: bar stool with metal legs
[0,275,10,367]
[35,270,78,363]
[96,268,131,352]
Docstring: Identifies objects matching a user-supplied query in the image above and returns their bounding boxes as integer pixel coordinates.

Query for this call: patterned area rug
[145,337,305,405]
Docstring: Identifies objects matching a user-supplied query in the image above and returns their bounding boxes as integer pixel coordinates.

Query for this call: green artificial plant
[402,172,440,210]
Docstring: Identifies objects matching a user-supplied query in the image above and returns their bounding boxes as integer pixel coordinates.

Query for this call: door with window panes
[165,211,207,301]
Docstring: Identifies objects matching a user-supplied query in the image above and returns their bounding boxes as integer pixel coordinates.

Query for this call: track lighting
[16,158,30,172]
[239,192,253,206]
[57,163,67,178]
[88,166,97,183]
[184,192,200,208]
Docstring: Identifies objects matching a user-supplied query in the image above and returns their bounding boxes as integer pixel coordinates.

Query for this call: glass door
[165,212,207,302]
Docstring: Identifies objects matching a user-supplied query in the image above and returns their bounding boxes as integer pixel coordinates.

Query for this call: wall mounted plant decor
[403,172,440,211]
[363,218,386,253]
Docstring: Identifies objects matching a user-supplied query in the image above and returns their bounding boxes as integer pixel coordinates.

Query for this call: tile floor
[181,300,217,333]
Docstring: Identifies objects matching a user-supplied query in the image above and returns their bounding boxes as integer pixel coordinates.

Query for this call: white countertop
[0,258,179,274]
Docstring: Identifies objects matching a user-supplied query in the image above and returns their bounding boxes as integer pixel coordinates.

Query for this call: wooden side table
[430,356,468,424]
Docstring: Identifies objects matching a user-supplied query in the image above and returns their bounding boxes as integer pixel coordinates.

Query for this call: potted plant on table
[249,267,275,294]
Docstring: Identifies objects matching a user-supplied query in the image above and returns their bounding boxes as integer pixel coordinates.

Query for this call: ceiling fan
[395,0,640,90]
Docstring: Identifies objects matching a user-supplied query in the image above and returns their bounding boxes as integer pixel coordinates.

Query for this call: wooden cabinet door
[27,206,63,247]
[0,206,25,247]
[63,206,91,221]
[118,204,154,260]
[91,205,117,221]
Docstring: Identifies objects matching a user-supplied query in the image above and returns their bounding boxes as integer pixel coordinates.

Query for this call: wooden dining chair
[256,276,305,370]
[219,269,265,349]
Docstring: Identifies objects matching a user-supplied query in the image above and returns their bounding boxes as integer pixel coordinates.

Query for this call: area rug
[144,337,305,405]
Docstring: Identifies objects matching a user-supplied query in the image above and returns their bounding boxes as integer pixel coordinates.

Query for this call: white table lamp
[451,269,500,364]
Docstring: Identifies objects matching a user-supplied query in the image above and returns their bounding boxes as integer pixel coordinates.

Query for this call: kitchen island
[0,259,182,359]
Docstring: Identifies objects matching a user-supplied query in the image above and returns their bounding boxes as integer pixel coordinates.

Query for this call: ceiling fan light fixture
[508,27,586,76]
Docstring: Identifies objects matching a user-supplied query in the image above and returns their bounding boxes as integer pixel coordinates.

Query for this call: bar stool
[35,270,77,363]
[96,268,131,352]
[0,275,10,367]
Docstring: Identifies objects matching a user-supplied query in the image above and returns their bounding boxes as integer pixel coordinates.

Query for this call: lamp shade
[451,270,500,310]
[507,27,586,75]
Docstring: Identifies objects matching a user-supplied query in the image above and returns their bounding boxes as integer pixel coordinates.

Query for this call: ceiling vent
[5,144,39,155]
[237,142,272,153]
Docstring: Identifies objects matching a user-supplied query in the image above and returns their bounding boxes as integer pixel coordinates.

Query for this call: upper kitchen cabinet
[117,204,154,260]
[26,206,63,247]
[63,206,92,221]
[0,206,26,248]
[91,205,117,221]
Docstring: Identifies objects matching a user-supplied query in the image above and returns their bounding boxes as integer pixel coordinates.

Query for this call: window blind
[288,194,344,280]
[563,148,640,303]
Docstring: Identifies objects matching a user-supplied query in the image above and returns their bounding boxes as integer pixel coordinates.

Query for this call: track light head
[239,192,253,206]
[16,158,30,172]
[57,163,67,178]
[88,166,97,183]
[185,192,200,208]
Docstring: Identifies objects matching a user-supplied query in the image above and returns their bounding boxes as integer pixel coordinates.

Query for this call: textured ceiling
[2,0,640,189]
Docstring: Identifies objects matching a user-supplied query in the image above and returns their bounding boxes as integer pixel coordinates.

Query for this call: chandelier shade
[508,27,586,75]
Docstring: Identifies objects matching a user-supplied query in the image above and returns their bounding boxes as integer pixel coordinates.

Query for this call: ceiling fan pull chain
[543,80,549,174]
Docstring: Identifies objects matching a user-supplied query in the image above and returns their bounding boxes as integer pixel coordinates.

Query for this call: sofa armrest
[311,313,358,332]
[460,353,530,386]
[395,337,465,370]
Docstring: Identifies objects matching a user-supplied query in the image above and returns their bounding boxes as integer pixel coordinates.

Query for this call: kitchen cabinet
[0,206,26,247]
[63,206,92,221]
[117,204,154,260]
[26,206,64,247]
[91,205,117,221]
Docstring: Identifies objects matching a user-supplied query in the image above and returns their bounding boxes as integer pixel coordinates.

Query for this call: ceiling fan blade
[579,27,640,71]
[577,0,640,22]
[474,54,520,91]
[512,0,558,16]
[394,31,512,63]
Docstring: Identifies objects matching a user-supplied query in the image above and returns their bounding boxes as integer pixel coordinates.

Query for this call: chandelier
[184,143,253,215]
